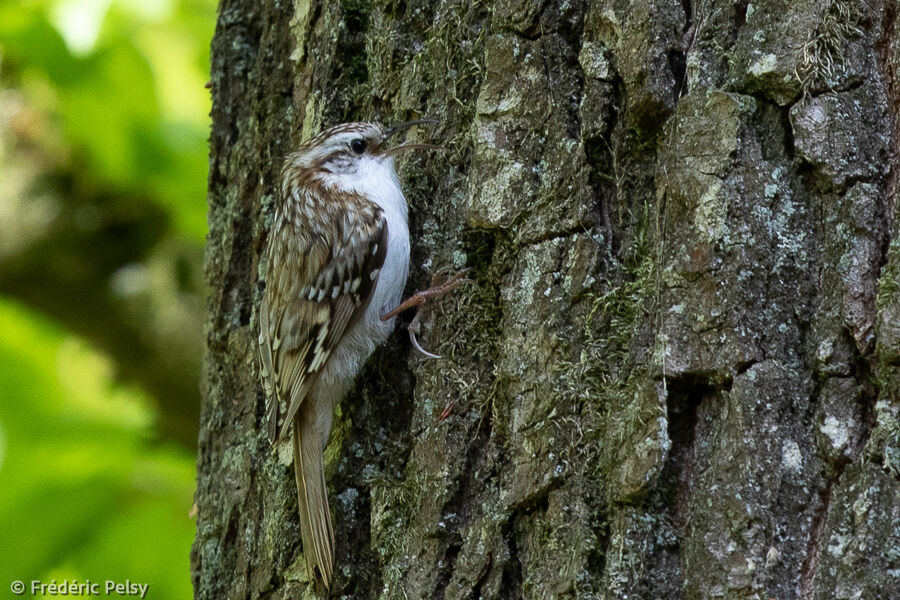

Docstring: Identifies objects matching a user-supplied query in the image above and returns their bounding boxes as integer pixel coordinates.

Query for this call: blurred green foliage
[0,0,214,240]
[0,0,215,595]
[0,297,195,597]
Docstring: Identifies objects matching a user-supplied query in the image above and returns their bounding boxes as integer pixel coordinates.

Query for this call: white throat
[325,155,408,222]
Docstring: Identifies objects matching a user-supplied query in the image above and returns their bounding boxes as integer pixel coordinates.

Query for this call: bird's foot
[380,268,473,358]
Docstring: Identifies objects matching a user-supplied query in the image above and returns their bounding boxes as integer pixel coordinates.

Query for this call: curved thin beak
[375,118,440,155]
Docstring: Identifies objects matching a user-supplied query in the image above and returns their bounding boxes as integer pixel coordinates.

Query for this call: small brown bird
[258,120,446,587]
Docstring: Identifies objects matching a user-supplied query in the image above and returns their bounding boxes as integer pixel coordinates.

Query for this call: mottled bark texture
[193,0,900,598]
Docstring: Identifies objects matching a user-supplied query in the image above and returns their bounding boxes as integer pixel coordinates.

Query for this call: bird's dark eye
[350,138,367,154]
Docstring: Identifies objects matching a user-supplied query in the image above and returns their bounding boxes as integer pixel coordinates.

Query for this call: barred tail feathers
[292,411,335,587]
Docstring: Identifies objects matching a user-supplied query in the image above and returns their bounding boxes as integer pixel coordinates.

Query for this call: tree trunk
[192,1,900,598]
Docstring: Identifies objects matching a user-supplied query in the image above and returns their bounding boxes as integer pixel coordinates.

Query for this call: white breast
[317,155,410,389]
[354,155,410,332]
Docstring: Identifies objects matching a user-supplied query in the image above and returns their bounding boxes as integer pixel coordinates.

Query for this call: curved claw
[409,327,442,359]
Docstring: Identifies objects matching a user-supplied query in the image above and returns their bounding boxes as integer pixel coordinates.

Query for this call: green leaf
[0,297,195,595]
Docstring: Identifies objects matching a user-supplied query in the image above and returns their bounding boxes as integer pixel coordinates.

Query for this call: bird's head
[284,120,438,181]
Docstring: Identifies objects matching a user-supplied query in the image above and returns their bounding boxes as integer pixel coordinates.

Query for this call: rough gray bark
[192,0,900,598]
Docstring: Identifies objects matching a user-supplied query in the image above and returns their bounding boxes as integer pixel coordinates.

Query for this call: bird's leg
[381,268,472,358]
[380,268,472,321]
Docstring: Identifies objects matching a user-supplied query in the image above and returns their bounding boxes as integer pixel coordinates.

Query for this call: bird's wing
[258,190,388,444]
